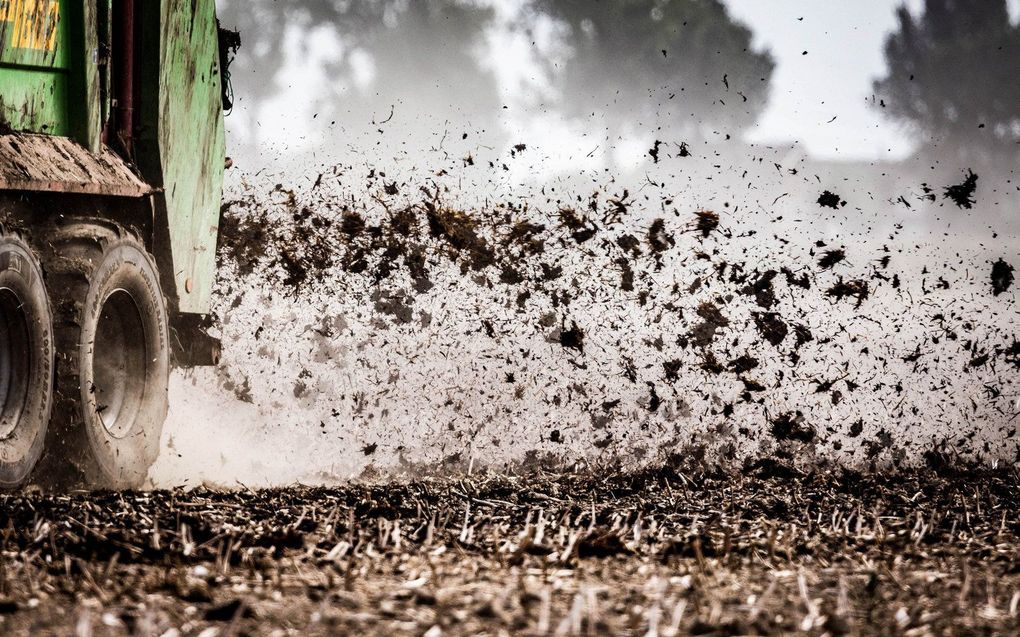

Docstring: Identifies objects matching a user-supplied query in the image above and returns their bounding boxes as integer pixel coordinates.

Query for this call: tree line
[220,0,1020,168]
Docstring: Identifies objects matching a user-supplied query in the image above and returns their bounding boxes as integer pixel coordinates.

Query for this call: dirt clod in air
[648,140,663,163]
[817,248,846,270]
[781,267,811,290]
[740,270,778,308]
[689,301,729,349]
[424,201,495,272]
[753,311,788,347]
[559,322,585,354]
[558,207,598,244]
[769,411,814,442]
[646,218,674,253]
[690,209,720,238]
[943,169,978,209]
[826,278,870,307]
[372,289,414,324]
[817,190,845,209]
[991,258,1014,295]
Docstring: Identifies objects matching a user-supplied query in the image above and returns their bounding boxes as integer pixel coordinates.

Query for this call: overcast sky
[724,0,1020,160]
[222,0,1020,168]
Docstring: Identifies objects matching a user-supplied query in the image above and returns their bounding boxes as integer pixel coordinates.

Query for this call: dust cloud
[150,1,1020,487]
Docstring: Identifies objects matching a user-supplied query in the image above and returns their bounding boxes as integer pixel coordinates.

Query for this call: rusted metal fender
[0,132,150,198]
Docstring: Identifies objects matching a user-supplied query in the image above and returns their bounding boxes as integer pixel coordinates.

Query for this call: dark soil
[2,464,1019,635]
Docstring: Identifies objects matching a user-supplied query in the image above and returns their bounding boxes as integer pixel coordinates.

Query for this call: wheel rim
[0,288,30,440]
[93,289,148,438]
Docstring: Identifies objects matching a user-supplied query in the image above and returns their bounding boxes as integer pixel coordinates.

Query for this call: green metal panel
[0,66,68,134]
[0,0,70,134]
[137,0,224,314]
[1,0,224,314]
[0,0,98,148]
[95,0,108,131]
[73,0,100,151]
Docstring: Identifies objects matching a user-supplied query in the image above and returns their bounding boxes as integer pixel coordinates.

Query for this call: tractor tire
[0,230,54,486]
[39,222,169,488]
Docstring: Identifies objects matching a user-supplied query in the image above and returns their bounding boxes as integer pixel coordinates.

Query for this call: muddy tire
[0,231,54,487]
[39,223,169,488]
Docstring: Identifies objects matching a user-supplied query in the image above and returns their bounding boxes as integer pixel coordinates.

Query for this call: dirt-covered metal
[0,0,227,315]
[0,132,148,196]
[136,0,226,314]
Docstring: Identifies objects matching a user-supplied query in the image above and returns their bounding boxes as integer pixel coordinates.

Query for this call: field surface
[1,463,1019,636]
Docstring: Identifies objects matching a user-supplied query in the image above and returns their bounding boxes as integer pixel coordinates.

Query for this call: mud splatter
[753,312,788,347]
[817,248,846,270]
[559,322,585,354]
[690,209,720,239]
[943,170,978,209]
[689,301,730,349]
[769,411,814,443]
[826,278,870,308]
[648,140,662,164]
[817,190,845,209]
[193,152,1018,484]
[991,258,1014,296]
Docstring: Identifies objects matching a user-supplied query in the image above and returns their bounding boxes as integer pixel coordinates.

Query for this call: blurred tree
[217,0,503,162]
[531,0,775,143]
[218,0,774,170]
[874,0,1020,165]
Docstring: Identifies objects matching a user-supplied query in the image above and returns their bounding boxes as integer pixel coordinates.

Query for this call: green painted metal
[136,0,225,314]
[0,0,225,315]
[0,66,69,134]
[0,0,71,135]
[95,0,109,134]
[75,0,101,151]
[0,1,98,148]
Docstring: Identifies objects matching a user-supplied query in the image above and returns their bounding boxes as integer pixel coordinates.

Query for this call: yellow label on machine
[0,0,60,52]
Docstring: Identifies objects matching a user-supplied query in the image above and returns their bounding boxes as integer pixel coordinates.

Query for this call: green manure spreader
[0,1,236,488]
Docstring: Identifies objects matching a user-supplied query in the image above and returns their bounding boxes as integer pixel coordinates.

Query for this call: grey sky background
[726,0,1020,160]
[219,0,1020,168]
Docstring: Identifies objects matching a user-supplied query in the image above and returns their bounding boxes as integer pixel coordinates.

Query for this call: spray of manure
[151,151,1018,487]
